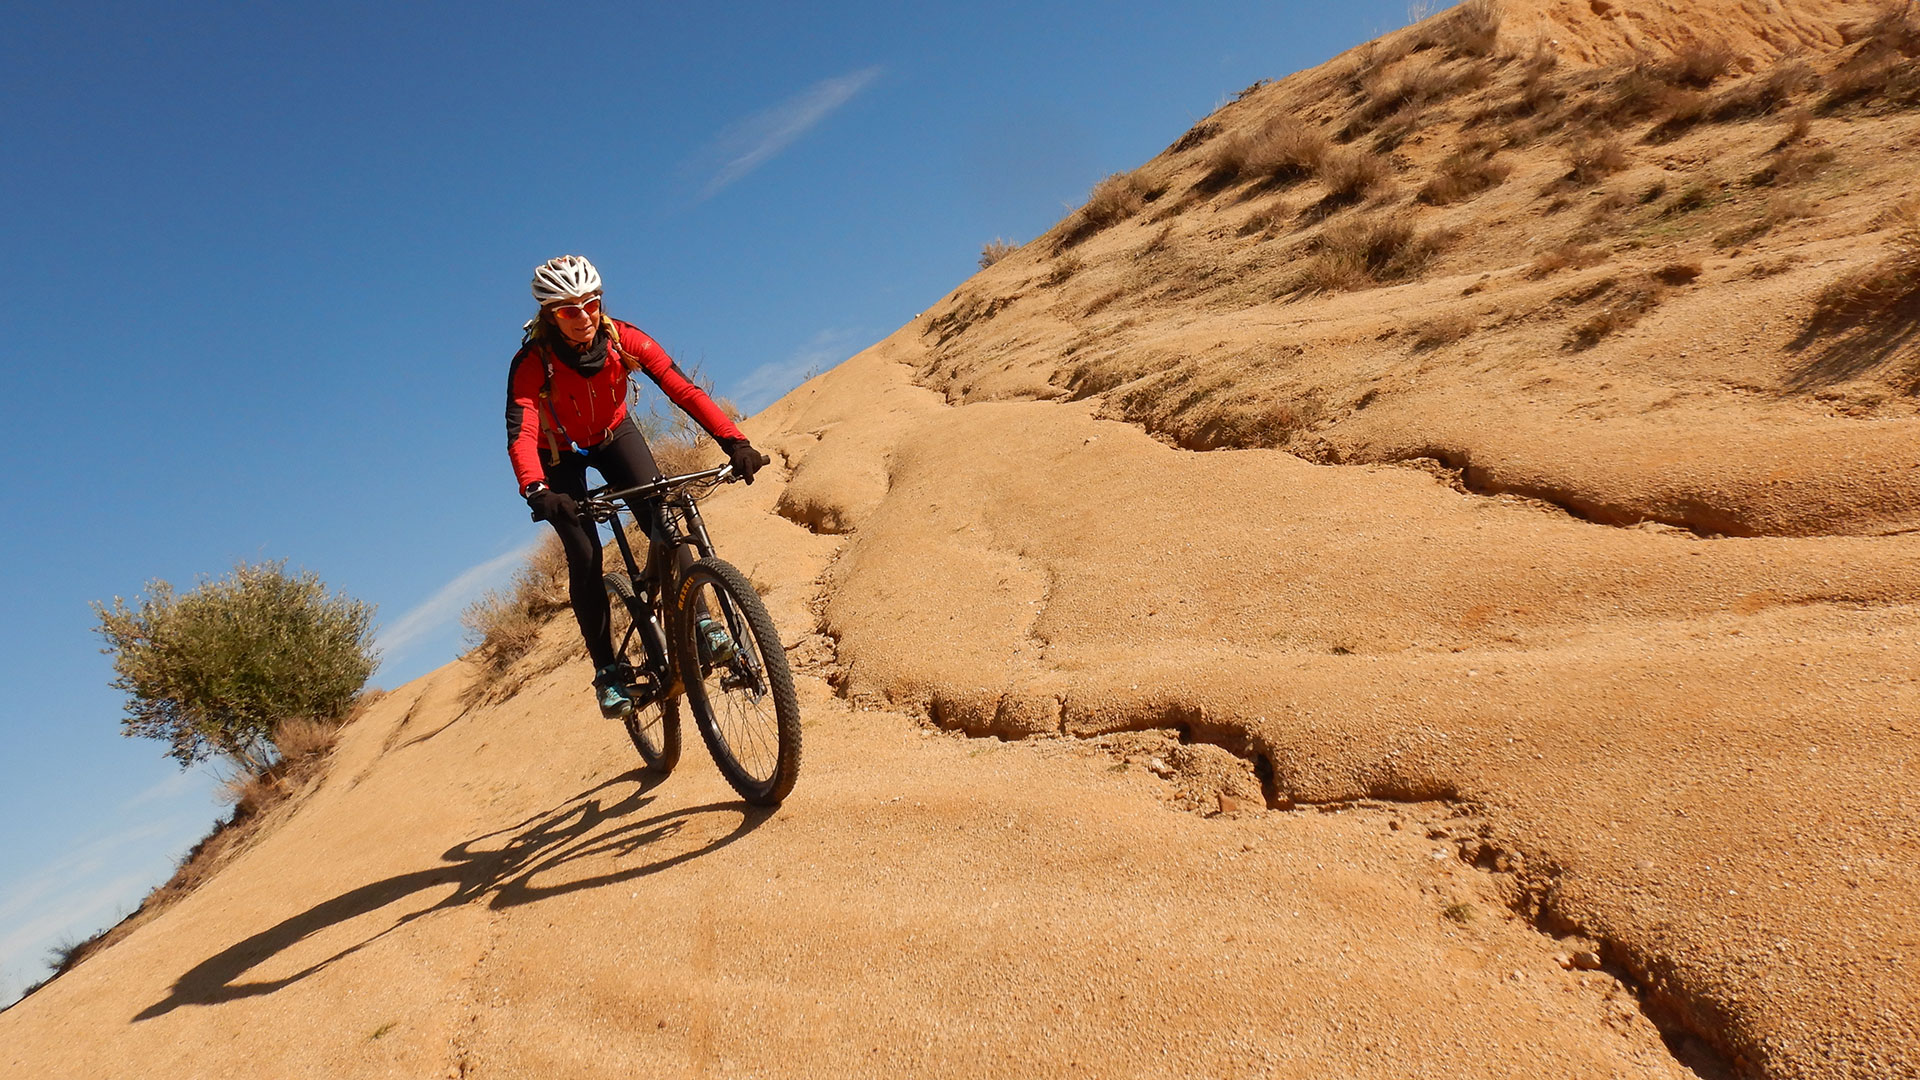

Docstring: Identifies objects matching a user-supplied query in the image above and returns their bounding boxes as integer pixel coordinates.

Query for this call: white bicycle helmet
[531,255,603,305]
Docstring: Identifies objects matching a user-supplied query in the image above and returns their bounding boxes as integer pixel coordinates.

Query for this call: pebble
[1572,949,1604,970]
[1148,757,1174,777]
[1219,793,1255,814]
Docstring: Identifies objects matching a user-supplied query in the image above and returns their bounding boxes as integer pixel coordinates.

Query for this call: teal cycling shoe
[595,664,634,718]
[694,616,737,667]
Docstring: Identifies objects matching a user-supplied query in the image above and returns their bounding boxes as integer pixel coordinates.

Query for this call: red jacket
[505,318,744,491]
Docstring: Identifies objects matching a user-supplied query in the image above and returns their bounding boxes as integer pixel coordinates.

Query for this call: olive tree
[93,560,377,771]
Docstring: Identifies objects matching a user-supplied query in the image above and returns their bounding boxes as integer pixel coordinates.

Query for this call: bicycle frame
[582,464,733,600]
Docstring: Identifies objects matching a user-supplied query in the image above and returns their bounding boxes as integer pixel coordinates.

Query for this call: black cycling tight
[539,417,692,671]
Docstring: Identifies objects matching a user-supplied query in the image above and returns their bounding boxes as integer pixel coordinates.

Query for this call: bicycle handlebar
[521,463,736,524]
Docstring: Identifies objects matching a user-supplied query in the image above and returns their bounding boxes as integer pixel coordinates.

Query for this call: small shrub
[978,238,1018,269]
[1417,145,1511,205]
[94,562,377,772]
[1044,253,1084,286]
[1565,138,1630,183]
[272,717,339,761]
[1321,147,1393,201]
[1411,310,1477,348]
[1812,204,1920,322]
[1211,117,1328,184]
[1442,901,1477,924]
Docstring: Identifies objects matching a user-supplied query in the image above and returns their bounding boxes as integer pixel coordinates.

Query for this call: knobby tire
[604,571,682,774]
[674,558,802,806]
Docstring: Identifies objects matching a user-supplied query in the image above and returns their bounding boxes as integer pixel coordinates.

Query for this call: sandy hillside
[6,1,1920,1078]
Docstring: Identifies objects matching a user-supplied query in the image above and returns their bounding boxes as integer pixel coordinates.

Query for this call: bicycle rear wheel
[674,558,801,805]
[605,571,682,773]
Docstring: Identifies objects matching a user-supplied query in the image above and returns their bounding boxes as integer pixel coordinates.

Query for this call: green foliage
[93,561,377,770]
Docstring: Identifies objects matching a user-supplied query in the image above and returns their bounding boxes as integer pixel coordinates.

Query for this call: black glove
[526,487,580,523]
[722,439,771,484]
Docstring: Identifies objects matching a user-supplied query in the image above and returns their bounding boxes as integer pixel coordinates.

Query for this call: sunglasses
[549,295,603,320]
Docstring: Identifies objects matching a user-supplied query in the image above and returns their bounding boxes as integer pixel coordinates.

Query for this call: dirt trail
[0,630,1691,1079]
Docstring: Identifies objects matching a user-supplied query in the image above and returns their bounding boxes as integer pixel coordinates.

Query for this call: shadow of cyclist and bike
[134,769,772,1020]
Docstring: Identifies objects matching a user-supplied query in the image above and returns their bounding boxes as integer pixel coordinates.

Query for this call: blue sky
[0,0,1422,1004]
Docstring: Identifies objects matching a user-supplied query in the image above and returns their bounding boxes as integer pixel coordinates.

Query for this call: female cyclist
[505,254,769,717]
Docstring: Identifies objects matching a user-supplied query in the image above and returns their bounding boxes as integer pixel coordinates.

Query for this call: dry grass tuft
[1237,204,1290,238]
[1714,193,1817,248]
[1564,138,1630,184]
[1603,66,1672,124]
[1775,108,1814,148]
[1660,179,1721,217]
[1418,0,1501,59]
[1813,203,1920,322]
[1750,143,1836,187]
[1528,242,1610,277]
[978,239,1018,269]
[272,717,340,762]
[1320,147,1393,202]
[1081,171,1153,230]
[1410,310,1477,349]
[1568,278,1669,349]
[1660,39,1738,88]
[1210,117,1328,184]
[1416,144,1510,205]
[460,533,571,684]
[1709,59,1815,121]
[1353,56,1494,133]
[1646,88,1711,140]
[1823,4,1920,111]
[1297,211,1450,293]
[1044,253,1085,286]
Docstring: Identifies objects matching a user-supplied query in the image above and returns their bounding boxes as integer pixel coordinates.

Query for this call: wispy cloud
[375,542,538,663]
[0,815,198,1004]
[734,328,868,415]
[687,67,882,202]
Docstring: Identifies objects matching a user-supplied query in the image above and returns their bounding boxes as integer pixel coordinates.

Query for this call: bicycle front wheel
[606,571,682,774]
[674,558,802,805]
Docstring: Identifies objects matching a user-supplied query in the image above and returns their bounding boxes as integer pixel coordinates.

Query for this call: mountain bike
[579,464,801,806]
